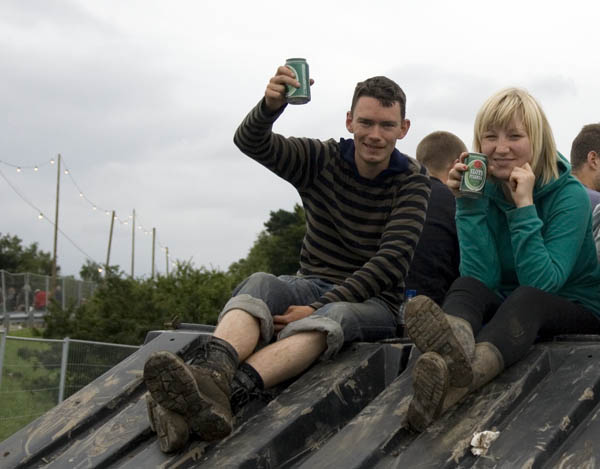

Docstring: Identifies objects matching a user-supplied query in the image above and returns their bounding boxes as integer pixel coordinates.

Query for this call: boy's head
[571,123,600,171]
[350,76,407,119]
[416,131,467,181]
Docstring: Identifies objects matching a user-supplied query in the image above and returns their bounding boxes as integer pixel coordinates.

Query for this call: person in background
[34,289,47,311]
[405,131,466,307]
[16,284,32,312]
[142,64,431,452]
[593,204,600,262]
[5,286,17,311]
[570,123,600,209]
[404,88,600,431]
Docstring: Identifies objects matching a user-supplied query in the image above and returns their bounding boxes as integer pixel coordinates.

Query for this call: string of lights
[0,156,56,173]
[0,165,102,267]
[1,155,182,272]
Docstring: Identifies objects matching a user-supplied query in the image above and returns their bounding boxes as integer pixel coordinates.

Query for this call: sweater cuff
[258,97,287,121]
[506,204,538,224]
[456,195,489,214]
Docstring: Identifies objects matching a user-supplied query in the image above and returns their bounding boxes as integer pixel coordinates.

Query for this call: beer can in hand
[460,152,488,198]
[285,58,311,105]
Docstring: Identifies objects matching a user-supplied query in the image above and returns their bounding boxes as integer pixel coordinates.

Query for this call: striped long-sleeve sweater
[234,99,431,312]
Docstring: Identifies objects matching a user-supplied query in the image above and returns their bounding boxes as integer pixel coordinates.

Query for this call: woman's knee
[447,276,487,295]
[502,286,542,307]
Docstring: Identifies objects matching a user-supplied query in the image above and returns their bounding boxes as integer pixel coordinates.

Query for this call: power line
[1,155,182,271]
[0,166,102,266]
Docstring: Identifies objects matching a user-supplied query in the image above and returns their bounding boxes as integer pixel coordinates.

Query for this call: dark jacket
[406,177,459,305]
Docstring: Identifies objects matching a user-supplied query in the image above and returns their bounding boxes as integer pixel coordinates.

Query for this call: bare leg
[213,309,260,361]
[246,331,327,388]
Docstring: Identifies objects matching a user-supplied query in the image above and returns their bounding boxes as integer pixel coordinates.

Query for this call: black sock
[230,362,265,414]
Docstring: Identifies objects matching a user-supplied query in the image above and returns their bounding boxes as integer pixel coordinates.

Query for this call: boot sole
[405,296,473,387]
[143,351,233,441]
[407,352,449,432]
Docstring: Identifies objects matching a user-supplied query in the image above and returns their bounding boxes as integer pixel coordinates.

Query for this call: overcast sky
[1,0,599,279]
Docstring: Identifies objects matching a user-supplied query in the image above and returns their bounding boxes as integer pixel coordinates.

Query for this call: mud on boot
[407,351,449,432]
[146,393,190,452]
[408,342,505,432]
[405,295,475,387]
[143,338,239,442]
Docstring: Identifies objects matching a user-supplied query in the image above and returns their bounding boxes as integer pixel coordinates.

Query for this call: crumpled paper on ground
[471,430,500,456]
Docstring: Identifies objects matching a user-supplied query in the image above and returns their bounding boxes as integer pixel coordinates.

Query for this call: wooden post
[166,247,169,276]
[131,209,135,278]
[152,228,156,279]
[50,154,61,300]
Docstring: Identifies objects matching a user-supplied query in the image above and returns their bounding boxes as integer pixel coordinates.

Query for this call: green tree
[0,233,56,275]
[79,259,119,282]
[228,204,306,282]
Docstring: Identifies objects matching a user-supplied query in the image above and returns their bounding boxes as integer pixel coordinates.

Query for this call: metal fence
[0,332,139,442]
[0,270,97,329]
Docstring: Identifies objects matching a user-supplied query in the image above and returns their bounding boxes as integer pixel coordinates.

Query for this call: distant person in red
[34,289,47,310]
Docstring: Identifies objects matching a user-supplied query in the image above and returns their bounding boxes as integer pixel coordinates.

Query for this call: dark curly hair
[350,76,407,119]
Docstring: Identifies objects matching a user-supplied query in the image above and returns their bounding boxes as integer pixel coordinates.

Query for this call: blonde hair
[473,88,559,185]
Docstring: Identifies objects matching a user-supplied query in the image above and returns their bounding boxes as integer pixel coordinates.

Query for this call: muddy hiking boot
[145,393,189,452]
[407,351,449,433]
[407,342,504,432]
[405,295,476,387]
[143,337,239,451]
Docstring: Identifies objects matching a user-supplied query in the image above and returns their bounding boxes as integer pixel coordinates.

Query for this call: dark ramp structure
[1,325,599,468]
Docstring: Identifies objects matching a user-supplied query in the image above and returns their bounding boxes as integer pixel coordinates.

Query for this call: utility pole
[152,228,156,279]
[106,210,115,275]
[166,247,169,276]
[131,209,135,278]
[50,154,61,299]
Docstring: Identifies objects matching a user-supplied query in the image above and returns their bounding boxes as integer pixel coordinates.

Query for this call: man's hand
[504,162,535,208]
[265,65,314,112]
[273,305,315,333]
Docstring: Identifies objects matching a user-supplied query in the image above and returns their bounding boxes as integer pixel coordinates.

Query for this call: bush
[43,263,236,345]
[42,205,307,345]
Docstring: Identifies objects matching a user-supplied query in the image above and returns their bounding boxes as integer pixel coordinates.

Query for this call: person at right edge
[404,87,600,431]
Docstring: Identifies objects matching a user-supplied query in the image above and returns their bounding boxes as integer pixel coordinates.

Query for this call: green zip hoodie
[456,153,600,317]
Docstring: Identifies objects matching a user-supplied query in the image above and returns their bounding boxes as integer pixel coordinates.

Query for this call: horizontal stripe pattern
[234,99,431,311]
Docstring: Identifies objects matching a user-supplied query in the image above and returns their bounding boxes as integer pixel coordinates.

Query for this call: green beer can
[460,152,488,198]
[285,58,311,105]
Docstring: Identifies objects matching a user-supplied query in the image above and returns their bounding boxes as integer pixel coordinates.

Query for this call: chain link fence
[0,270,97,330]
[0,332,139,442]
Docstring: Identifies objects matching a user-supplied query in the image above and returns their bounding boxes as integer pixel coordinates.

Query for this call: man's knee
[318,303,360,332]
[219,294,274,344]
[233,272,279,296]
[278,315,344,360]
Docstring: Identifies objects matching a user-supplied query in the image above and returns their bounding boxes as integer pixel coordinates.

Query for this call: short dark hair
[571,123,600,170]
[350,76,407,119]
[416,131,467,174]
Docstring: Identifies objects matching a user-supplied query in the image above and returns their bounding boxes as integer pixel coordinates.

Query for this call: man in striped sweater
[143,65,431,452]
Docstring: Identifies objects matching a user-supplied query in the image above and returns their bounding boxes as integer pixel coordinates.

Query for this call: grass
[0,327,60,442]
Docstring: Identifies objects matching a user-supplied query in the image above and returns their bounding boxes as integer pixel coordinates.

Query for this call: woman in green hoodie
[404,87,600,431]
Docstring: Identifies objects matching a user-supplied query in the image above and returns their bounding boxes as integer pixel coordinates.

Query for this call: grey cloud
[387,64,497,124]
[525,75,578,101]
[0,1,115,33]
